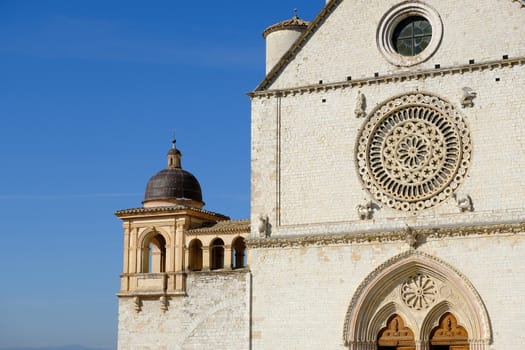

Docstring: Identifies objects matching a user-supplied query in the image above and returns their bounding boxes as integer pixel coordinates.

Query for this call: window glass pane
[414,36,431,55]
[397,23,413,39]
[414,20,432,36]
[396,38,414,56]
[392,16,432,57]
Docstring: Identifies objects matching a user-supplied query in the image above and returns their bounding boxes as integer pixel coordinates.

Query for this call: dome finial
[293,8,299,19]
[168,134,182,169]
[172,130,177,149]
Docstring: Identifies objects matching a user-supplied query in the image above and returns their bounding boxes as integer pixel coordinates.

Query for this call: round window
[393,16,432,56]
[377,3,442,67]
[355,93,471,211]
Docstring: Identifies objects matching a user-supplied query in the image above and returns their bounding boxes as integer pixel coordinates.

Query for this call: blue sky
[0,1,323,349]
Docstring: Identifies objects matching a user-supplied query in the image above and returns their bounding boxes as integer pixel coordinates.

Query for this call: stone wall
[251,0,525,237]
[267,0,525,89]
[249,231,525,349]
[118,270,250,350]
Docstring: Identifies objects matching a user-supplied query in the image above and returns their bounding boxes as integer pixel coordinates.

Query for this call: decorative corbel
[160,295,169,312]
[133,296,142,313]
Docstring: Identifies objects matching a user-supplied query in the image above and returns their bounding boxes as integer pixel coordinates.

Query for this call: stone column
[129,227,138,273]
[224,245,232,269]
[417,340,428,350]
[202,247,210,271]
[174,218,187,291]
[120,222,131,291]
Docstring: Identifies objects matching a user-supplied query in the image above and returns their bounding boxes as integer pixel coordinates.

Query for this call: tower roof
[143,140,204,208]
[262,14,310,39]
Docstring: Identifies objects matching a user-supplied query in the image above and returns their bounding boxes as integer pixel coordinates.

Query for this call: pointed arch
[369,302,418,344]
[343,251,491,349]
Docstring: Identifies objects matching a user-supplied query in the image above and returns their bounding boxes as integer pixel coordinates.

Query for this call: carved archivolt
[343,251,491,349]
[356,93,471,211]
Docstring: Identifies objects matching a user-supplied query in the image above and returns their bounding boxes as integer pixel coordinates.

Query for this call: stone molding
[255,0,524,91]
[249,57,525,98]
[342,250,492,348]
[246,221,525,249]
[376,1,443,67]
[115,205,229,220]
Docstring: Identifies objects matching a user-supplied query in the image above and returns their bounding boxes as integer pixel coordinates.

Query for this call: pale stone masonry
[116,0,525,349]
[118,271,250,350]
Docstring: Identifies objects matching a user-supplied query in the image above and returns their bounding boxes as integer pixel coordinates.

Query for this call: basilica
[115,0,525,349]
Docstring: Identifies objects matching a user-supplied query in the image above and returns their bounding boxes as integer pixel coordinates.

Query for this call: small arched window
[232,237,247,269]
[143,234,166,273]
[210,238,224,270]
[188,239,203,271]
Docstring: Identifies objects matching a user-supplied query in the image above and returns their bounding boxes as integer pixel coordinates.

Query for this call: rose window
[356,93,471,211]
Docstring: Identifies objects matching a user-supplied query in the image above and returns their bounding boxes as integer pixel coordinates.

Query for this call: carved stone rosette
[356,93,471,211]
[401,274,438,310]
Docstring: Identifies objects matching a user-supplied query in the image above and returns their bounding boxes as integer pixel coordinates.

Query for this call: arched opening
[343,251,491,350]
[210,238,224,270]
[188,239,203,271]
[377,314,415,350]
[143,234,166,273]
[231,237,246,269]
[430,313,468,350]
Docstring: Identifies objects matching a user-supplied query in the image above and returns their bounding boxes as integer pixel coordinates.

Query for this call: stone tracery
[343,251,492,349]
[357,93,471,211]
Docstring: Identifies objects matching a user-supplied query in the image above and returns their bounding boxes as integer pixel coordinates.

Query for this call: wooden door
[378,314,416,350]
[430,313,469,350]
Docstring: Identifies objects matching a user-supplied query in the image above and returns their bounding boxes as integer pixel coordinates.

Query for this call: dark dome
[143,168,203,205]
[142,140,204,208]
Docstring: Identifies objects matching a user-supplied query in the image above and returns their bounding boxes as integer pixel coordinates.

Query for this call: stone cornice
[114,205,229,220]
[246,221,525,249]
[249,57,525,98]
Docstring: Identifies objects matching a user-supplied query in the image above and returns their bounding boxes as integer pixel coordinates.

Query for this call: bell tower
[115,140,229,297]
[115,139,250,349]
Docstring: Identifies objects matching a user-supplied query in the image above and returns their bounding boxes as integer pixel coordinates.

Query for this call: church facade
[116,0,525,349]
